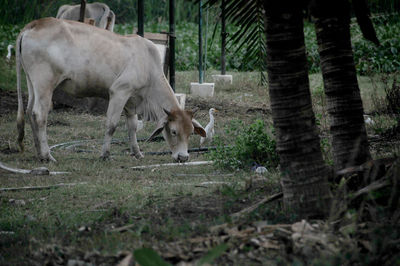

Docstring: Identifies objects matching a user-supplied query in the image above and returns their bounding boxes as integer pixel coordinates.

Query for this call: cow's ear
[192,119,206,137]
[147,116,168,142]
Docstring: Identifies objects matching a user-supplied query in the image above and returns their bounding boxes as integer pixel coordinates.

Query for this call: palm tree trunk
[264,2,331,218]
[313,0,371,171]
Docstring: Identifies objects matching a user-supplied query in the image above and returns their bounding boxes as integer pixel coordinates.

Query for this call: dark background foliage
[0,0,399,73]
[0,0,200,25]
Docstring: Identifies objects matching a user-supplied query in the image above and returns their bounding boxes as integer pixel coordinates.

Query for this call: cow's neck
[139,75,180,122]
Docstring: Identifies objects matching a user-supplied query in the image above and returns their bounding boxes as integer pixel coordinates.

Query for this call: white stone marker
[190,82,215,98]
[212,74,233,84]
[175,93,186,110]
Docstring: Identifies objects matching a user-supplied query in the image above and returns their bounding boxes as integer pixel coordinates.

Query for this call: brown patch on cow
[168,108,194,136]
[185,110,194,119]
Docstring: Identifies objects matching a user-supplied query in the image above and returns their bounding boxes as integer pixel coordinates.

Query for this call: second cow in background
[56,2,115,31]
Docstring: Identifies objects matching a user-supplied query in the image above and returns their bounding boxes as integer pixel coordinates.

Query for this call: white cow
[56,2,115,31]
[16,18,206,162]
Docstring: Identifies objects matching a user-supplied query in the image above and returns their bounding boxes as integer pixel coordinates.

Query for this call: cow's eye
[171,129,177,136]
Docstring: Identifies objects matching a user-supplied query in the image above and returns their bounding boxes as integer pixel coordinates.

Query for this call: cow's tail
[16,31,25,152]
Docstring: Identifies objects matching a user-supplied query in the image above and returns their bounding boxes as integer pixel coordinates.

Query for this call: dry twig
[0,182,88,192]
[131,161,213,170]
[231,192,283,219]
[0,161,69,175]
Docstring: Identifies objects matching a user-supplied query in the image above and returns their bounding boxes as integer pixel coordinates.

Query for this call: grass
[0,65,282,264]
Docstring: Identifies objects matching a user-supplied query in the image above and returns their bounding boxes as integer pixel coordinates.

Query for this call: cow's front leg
[101,87,130,160]
[125,112,144,159]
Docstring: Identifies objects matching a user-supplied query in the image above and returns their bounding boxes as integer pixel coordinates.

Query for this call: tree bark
[263,2,332,218]
[312,0,371,171]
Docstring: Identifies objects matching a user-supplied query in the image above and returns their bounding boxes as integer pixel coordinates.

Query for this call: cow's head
[147,109,206,162]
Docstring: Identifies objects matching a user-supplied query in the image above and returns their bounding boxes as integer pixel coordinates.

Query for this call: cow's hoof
[39,154,57,163]
[100,155,109,161]
[131,152,144,159]
[100,150,110,160]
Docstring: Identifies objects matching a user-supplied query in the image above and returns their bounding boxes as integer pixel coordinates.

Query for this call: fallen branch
[145,146,218,156]
[49,136,164,151]
[174,173,234,177]
[50,139,94,150]
[0,161,30,174]
[351,178,391,199]
[0,182,88,192]
[0,161,69,175]
[131,161,213,170]
[199,181,231,186]
[116,252,133,266]
[335,157,396,177]
[231,192,283,219]
[110,224,136,233]
[50,138,126,150]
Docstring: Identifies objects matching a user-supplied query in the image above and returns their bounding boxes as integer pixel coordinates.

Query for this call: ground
[0,70,399,265]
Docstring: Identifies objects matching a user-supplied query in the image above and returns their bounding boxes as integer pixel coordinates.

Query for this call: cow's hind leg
[124,102,143,159]
[101,85,131,159]
[28,69,56,162]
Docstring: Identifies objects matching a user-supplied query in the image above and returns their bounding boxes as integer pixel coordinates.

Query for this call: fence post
[138,0,144,37]
[169,0,176,91]
[79,0,86,22]
[221,0,227,75]
[198,0,203,84]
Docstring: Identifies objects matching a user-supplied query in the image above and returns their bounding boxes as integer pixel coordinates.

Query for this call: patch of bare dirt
[30,245,129,266]
[0,90,25,116]
[0,89,106,116]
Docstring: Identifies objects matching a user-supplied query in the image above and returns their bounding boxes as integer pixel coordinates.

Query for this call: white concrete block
[175,93,186,110]
[155,44,167,66]
[212,74,233,84]
[190,82,215,98]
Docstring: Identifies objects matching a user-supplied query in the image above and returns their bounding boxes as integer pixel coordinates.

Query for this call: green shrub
[351,14,400,74]
[0,24,22,54]
[370,72,400,115]
[208,119,279,171]
[384,74,400,114]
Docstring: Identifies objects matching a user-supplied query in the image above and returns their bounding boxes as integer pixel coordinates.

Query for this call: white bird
[137,119,144,132]
[363,115,374,125]
[255,166,268,175]
[200,108,217,147]
[6,44,13,61]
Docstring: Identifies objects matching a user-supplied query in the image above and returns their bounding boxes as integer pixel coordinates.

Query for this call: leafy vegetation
[0,0,399,74]
[352,14,400,74]
[209,119,278,171]
[134,248,171,266]
[1,14,399,75]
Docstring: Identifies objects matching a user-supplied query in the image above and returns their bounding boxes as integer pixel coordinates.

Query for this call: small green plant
[383,74,400,114]
[134,248,171,266]
[209,119,279,171]
[320,137,333,165]
[369,72,400,114]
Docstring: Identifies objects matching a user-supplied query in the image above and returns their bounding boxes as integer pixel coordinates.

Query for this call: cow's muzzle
[174,153,189,162]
